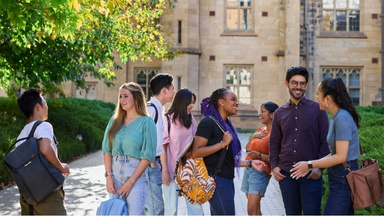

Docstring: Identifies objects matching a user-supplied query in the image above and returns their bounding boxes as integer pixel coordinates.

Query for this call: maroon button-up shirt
[269,96,330,172]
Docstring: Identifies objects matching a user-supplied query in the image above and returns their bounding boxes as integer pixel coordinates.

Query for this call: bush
[0,97,115,185]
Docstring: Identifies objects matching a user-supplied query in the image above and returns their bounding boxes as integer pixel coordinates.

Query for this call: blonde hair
[108,82,149,149]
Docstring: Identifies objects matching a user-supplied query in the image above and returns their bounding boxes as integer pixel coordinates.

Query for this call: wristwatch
[105,172,112,177]
[307,161,313,170]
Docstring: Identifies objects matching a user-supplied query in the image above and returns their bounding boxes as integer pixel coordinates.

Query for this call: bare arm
[191,132,232,158]
[104,153,116,193]
[291,140,349,179]
[161,144,170,186]
[39,138,69,176]
[118,159,150,197]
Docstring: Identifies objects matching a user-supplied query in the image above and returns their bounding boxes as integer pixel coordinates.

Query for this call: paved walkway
[0,133,285,215]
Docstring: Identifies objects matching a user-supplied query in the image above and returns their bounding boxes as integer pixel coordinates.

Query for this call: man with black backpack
[15,88,70,215]
[145,73,175,215]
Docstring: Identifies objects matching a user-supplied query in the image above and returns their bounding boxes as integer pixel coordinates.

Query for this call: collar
[149,97,163,109]
[288,96,308,106]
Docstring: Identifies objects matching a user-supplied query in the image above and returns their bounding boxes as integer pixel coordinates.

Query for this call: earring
[221,103,224,106]
[326,103,330,108]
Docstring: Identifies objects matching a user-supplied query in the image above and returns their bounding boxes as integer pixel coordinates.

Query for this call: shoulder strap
[6,121,43,154]
[165,114,171,137]
[208,116,229,177]
[147,102,158,124]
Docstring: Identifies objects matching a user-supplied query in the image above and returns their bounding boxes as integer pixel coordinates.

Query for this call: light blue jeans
[162,181,204,215]
[145,158,164,215]
[110,155,148,215]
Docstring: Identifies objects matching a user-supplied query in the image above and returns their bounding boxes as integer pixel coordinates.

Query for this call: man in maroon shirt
[269,66,329,215]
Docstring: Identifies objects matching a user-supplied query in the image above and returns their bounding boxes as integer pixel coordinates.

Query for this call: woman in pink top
[161,88,204,215]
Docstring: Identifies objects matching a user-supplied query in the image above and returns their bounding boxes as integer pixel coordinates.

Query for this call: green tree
[0,0,176,97]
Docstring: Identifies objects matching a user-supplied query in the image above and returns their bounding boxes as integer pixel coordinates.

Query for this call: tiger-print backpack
[174,116,227,205]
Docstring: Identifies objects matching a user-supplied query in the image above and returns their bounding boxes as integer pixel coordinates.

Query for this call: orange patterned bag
[174,146,216,205]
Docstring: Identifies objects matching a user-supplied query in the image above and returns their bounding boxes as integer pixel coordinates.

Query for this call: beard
[288,87,306,101]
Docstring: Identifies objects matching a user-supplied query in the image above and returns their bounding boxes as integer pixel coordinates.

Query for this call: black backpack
[2,121,65,205]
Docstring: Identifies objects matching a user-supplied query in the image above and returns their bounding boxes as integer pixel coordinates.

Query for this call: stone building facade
[60,0,382,129]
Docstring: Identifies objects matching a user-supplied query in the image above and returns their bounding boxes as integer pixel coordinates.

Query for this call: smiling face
[220,90,239,116]
[258,105,273,126]
[316,82,327,111]
[187,95,195,114]
[119,88,135,112]
[286,75,307,103]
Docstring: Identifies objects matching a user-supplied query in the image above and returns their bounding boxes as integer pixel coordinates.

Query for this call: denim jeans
[110,155,148,215]
[145,158,164,215]
[279,170,323,215]
[324,160,358,215]
[162,181,204,215]
[208,176,235,215]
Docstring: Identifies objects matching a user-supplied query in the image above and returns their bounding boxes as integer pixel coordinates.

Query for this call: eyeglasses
[258,110,268,115]
[291,80,307,88]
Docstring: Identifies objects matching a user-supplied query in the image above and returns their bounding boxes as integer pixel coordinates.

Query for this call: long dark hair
[201,88,241,169]
[165,88,196,128]
[319,77,361,127]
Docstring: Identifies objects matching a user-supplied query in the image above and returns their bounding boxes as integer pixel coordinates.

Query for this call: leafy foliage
[0,0,176,96]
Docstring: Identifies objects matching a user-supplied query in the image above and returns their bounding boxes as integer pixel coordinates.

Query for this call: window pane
[227,0,238,7]
[323,70,333,79]
[137,71,147,85]
[239,8,251,30]
[322,11,334,31]
[226,8,238,30]
[149,70,157,81]
[240,0,251,7]
[349,70,360,87]
[336,70,346,84]
[240,68,251,85]
[239,86,251,104]
[336,0,347,8]
[349,89,360,105]
[349,0,360,9]
[349,11,359,31]
[323,0,334,9]
[336,11,346,31]
[226,69,239,85]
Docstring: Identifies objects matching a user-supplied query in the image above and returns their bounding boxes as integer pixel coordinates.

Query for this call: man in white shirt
[16,88,70,215]
[145,73,175,215]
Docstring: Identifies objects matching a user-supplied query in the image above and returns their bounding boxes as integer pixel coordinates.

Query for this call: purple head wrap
[200,97,242,175]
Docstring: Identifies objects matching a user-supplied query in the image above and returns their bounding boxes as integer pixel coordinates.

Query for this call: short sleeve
[195,117,215,139]
[139,117,157,162]
[102,117,114,154]
[163,114,170,145]
[334,114,353,141]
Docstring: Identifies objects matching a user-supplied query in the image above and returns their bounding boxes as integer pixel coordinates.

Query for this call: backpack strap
[147,102,158,124]
[208,116,229,178]
[5,121,43,154]
[165,114,171,137]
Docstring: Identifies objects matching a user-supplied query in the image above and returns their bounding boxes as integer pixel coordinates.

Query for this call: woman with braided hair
[191,88,264,215]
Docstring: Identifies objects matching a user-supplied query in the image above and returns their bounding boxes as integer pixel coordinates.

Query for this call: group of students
[14,65,361,215]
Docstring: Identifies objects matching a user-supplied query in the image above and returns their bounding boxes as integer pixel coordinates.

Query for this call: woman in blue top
[102,82,157,215]
[291,77,361,215]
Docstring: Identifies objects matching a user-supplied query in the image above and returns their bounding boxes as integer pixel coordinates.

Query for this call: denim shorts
[241,168,270,197]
